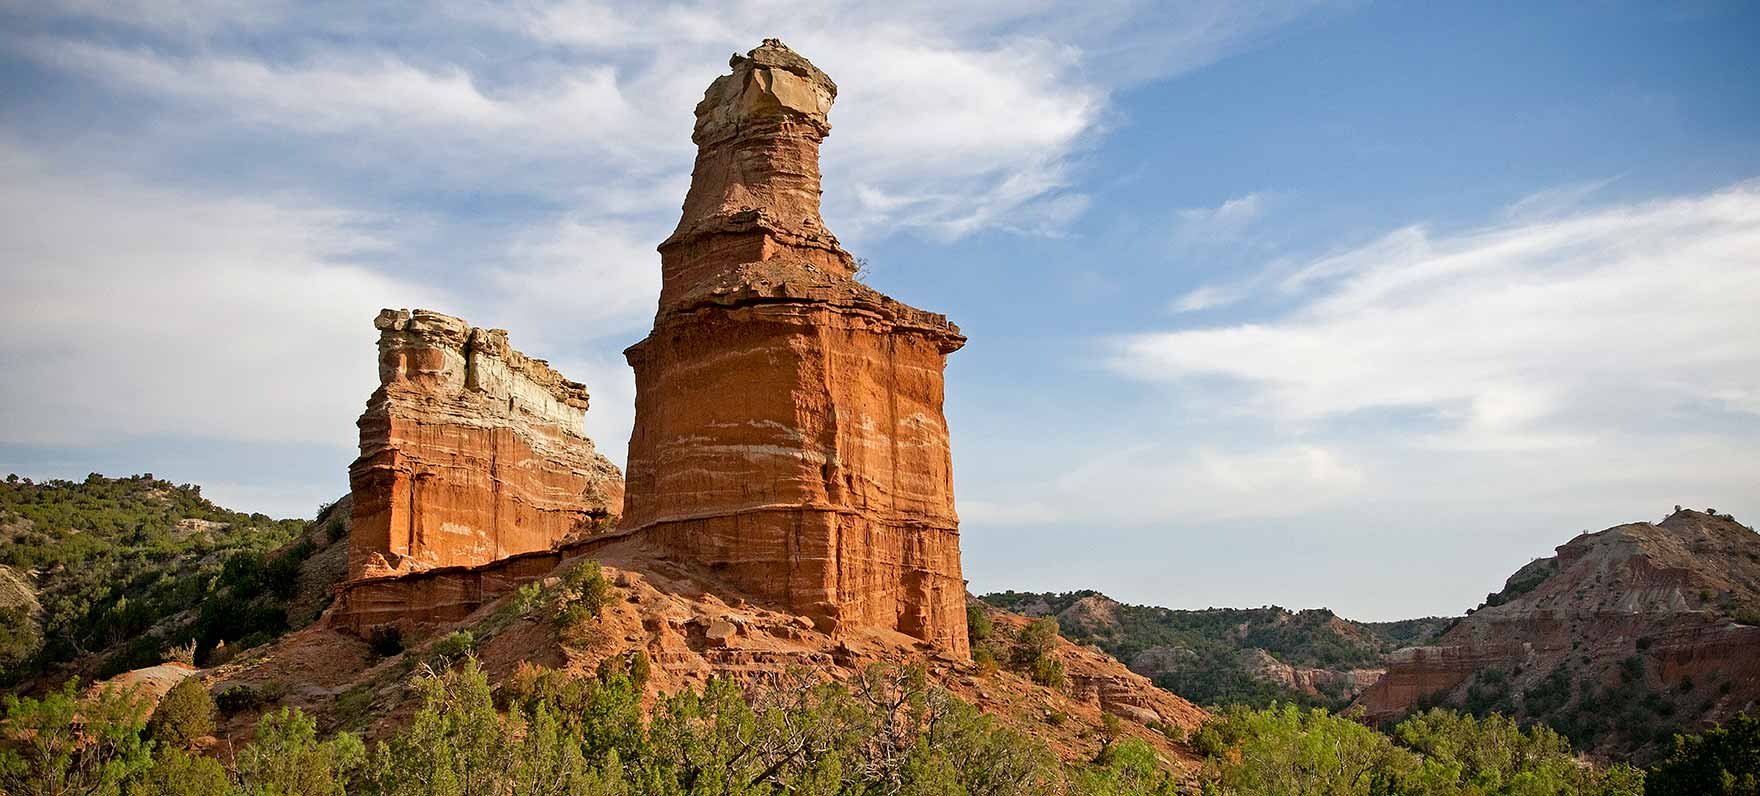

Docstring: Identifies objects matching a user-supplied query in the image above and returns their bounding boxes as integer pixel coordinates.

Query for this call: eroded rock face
[619,40,970,657]
[1354,509,1760,757]
[347,309,624,579]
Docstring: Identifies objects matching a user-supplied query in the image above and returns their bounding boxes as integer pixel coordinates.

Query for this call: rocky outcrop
[618,40,969,657]
[330,526,638,634]
[347,309,624,580]
[1242,648,1384,697]
[1354,509,1760,757]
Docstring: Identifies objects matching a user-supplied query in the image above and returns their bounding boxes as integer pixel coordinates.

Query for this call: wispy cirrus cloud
[958,181,1760,543]
[4,1,1335,239]
[1120,182,1760,445]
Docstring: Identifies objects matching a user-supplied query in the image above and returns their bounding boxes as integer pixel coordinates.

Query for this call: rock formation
[347,309,624,579]
[1355,508,1760,757]
[617,40,970,657]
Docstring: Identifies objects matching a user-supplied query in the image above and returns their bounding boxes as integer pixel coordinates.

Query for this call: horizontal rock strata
[329,528,639,635]
[619,40,969,657]
[1354,509,1760,743]
[347,308,623,580]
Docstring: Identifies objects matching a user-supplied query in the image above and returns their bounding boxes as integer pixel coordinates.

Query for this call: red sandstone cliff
[618,40,970,657]
[347,309,624,579]
[1354,508,1760,758]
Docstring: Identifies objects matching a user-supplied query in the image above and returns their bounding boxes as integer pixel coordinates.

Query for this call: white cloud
[0,139,659,451]
[1065,443,1367,525]
[959,182,1760,540]
[1119,183,1760,445]
[7,1,1332,240]
[1164,193,1277,312]
[1502,176,1619,221]
[1170,283,1245,313]
[486,217,661,337]
[0,140,439,447]
[0,0,293,36]
[959,499,1063,525]
[1177,192,1264,235]
[21,38,654,158]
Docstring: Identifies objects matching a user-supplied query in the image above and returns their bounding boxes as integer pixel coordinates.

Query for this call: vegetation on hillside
[1194,703,1649,795]
[9,654,1751,795]
[1645,713,1760,796]
[0,659,1182,795]
[0,473,318,684]
[979,590,1450,709]
[1414,649,1731,761]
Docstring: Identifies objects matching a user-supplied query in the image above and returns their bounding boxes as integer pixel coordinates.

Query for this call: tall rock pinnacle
[659,38,851,307]
[620,40,971,657]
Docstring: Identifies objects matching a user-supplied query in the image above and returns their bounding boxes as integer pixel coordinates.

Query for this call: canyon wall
[347,309,624,580]
[618,40,970,657]
[1354,509,1760,756]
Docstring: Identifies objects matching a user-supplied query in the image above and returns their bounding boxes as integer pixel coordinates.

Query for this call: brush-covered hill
[0,473,347,688]
[1356,507,1760,761]
[979,590,1450,709]
[3,473,1209,782]
[200,539,1207,774]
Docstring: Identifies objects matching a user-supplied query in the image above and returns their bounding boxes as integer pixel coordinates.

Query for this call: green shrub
[629,650,652,689]
[428,630,475,664]
[147,677,215,748]
[1072,737,1181,796]
[1192,704,1647,796]
[554,560,615,633]
[214,683,262,715]
[129,748,233,796]
[967,604,993,643]
[1030,654,1066,689]
[511,581,543,615]
[236,707,365,796]
[554,602,595,633]
[973,643,1000,675]
[1647,713,1760,796]
[161,639,197,666]
[1015,617,1060,664]
[0,679,153,794]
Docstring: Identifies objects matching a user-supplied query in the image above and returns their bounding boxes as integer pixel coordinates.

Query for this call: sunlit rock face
[347,308,624,580]
[619,40,970,658]
[1354,509,1760,757]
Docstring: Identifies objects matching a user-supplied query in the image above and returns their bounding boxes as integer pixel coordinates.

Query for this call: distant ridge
[980,589,1450,709]
[1355,508,1760,761]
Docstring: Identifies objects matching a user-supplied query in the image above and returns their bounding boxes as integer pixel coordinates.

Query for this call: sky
[1,1,1757,620]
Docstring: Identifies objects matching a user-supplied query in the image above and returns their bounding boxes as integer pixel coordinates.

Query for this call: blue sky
[1,1,1756,619]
